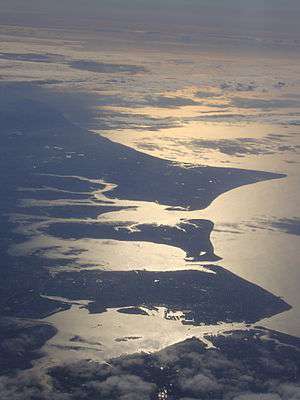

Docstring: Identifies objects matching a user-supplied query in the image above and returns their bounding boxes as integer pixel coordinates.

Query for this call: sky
[1,0,300,39]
